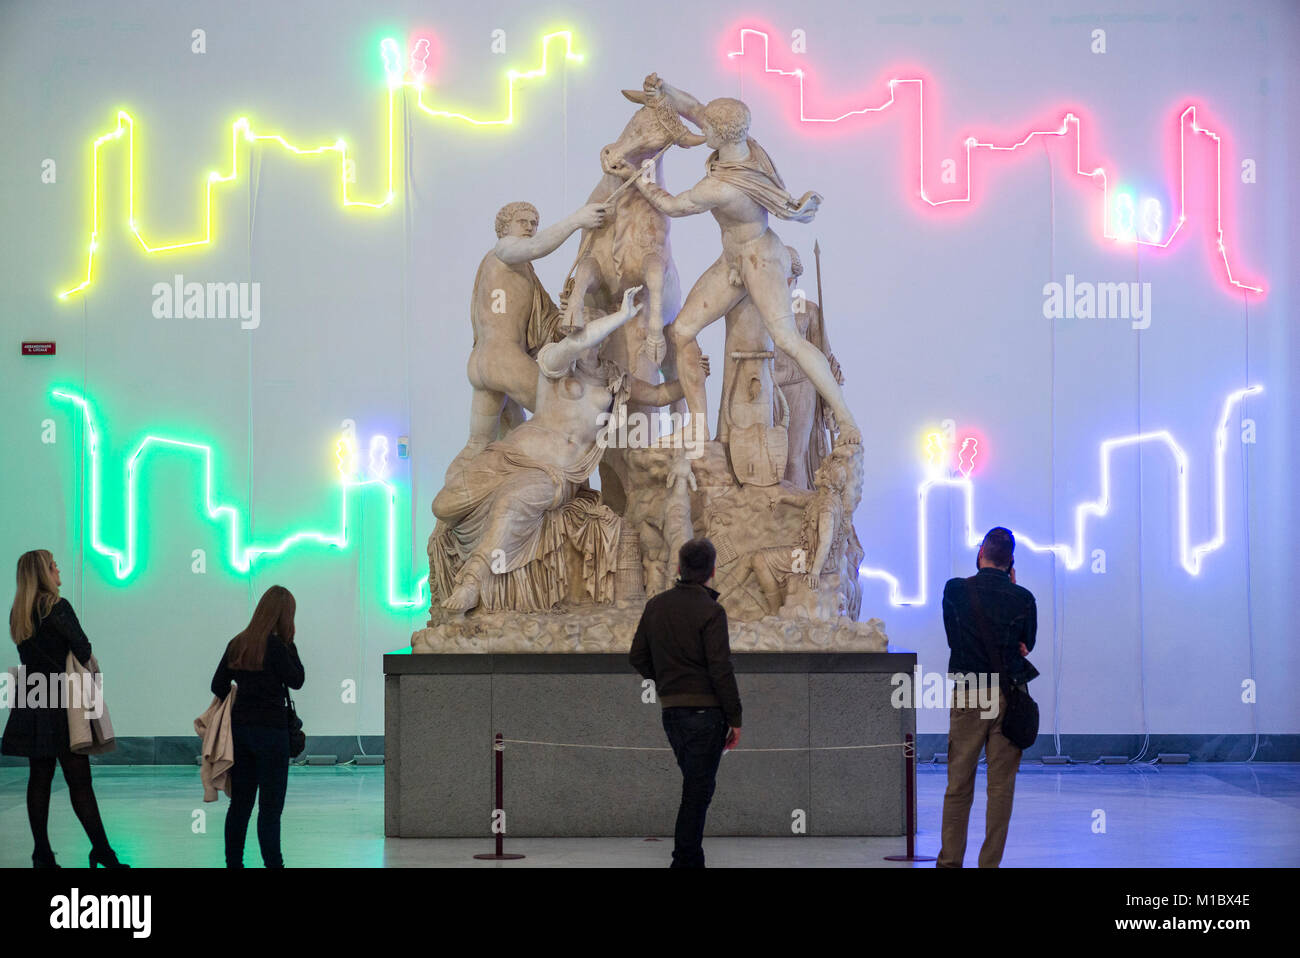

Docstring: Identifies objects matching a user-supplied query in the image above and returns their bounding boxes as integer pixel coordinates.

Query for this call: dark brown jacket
[629,580,742,727]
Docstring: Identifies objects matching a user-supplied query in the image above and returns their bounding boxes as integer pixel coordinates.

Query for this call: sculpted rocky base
[412,600,887,653]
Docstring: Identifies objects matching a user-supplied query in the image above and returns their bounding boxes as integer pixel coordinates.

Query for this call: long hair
[10,550,60,644]
[226,585,296,670]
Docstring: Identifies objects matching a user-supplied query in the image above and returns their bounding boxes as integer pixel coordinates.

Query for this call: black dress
[1,598,93,758]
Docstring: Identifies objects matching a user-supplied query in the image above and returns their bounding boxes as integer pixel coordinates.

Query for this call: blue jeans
[225,724,290,867]
[661,706,727,868]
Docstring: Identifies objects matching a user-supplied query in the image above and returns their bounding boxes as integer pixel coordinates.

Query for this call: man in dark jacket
[630,538,742,868]
[938,526,1037,868]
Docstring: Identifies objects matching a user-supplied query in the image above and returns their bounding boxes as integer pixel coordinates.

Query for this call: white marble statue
[774,247,841,490]
[748,448,854,617]
[611,74,860,447]
[713,246,837,489]
[462,200,609,459]
[429,287,707,615]
[562,84,703,368]
[412,75,887,655]
[560,84,708,509]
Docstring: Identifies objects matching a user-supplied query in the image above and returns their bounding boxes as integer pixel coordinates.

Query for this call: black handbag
[286,691,306,758]
[963,579,1039,750]
[993,681,1039,751]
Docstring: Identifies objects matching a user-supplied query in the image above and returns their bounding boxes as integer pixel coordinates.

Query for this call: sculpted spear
[812,239,841,438]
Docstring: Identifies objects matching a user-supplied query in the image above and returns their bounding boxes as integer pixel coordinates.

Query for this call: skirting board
[0,735,383,766]
[911,734,1300,764]
[3,735,1296,766]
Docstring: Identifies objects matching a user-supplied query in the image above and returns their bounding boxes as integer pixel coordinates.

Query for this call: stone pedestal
[384,651,916,838]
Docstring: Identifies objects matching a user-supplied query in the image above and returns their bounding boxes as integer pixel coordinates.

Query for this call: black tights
[27,751,110,855]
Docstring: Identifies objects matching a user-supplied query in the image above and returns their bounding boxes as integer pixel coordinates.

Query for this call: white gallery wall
[1,0,1296,741]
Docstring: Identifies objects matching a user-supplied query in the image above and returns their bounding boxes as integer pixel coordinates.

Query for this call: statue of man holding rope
[459,199,611,461]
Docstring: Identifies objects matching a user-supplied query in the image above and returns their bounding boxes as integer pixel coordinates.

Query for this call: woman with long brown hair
[211,584,304,867]
[2,550,128,867]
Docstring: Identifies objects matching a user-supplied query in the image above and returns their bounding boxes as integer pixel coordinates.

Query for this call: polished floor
[1,763,1296,867]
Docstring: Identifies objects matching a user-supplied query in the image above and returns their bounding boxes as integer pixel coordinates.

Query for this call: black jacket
[942,568,1037,686]
[1,599,93,758]
[211,634,305,728]
[629,580,742,727]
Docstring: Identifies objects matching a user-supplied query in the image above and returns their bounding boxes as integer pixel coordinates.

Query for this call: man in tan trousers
[938,527,1037,867]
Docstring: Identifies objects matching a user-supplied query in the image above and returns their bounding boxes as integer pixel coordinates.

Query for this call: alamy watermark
[1,666,104,719]
[890,666,999,718]
[1042,274,1151,330]
[152,273,261,329]
[49,888,151,938]
[595,409,708,459]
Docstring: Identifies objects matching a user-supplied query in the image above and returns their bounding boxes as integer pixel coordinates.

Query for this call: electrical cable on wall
[1130,240,1152,765]
[1241,293,1259,762]
[78,297,89,616]
[247,133,262,620]
[1045,136,1066,761]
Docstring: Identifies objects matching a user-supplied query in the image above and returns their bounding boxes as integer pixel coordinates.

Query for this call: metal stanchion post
[885,733,935,862]
[474,732,525,861]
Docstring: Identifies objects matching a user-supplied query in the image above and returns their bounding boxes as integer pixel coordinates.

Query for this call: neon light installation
[52,389,427,610]
[858,386,1262,606]
[726,28,1263,295]
[57,31,582,300]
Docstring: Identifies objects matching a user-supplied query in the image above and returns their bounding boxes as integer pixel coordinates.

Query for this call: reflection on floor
[1,763,1296,867]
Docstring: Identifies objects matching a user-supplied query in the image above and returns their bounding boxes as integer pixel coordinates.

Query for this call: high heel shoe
[32,849,60,868]
[88,847,130,868]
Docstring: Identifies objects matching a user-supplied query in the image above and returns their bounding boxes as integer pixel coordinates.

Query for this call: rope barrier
[474,732,925,861]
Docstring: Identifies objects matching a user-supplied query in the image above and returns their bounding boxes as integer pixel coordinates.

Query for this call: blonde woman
[2,550,128,868]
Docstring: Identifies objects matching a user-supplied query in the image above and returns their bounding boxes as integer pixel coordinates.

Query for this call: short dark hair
[678,538,716,584]
[980,527,1015,569]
